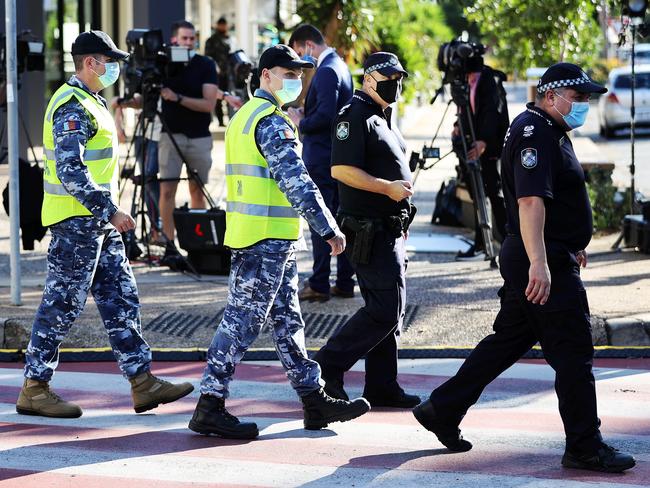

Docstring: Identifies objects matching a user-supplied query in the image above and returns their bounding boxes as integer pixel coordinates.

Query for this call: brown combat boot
[16,379,83,418]
[129,371,194,413]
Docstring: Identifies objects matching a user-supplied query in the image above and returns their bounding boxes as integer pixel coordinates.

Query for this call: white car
[617,43,650,64]
[599,64,650,138]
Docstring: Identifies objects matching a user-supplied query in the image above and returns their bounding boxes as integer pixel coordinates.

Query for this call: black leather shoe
[298,283,330,302]
[412,399,472,452]
[562,443,636,473]
[322,375,349,401]
[363,387,421,408]
[188,394,259,439]
[330,286,354,298]
[301,388,370,430]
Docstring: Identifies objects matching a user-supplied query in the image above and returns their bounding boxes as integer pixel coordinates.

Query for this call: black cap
[258,44,314,73]
[537,62,606,95]
[363,52,408,78]
[71,30,129,61]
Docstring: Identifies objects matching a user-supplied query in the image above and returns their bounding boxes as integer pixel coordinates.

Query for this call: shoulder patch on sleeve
[522,125,535,137]
[521,148,538,169]
[336,121,350,140]
[62,118,81,133]
[277,128,296,141]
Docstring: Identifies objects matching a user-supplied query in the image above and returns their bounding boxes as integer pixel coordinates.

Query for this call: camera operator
[119,21,240,265]
[204,17,231,127]
[453,53,509,261]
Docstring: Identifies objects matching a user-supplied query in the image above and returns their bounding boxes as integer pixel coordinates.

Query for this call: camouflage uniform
[25,75,152,381]
[200,89,339,398]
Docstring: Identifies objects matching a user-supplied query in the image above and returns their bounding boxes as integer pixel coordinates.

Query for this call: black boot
[301,388,370,430]
[188,394,259,439]
[412,399,472,452]
[562,443,636,473]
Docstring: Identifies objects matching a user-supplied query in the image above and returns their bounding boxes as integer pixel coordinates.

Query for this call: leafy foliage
[296,0,379,56]
[465,0,604,76]
[295,0,453,102]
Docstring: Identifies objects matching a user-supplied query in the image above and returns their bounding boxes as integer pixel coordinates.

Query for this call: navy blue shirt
[161,54,218,138]
[331,90,411,218]
[501,103,593,254]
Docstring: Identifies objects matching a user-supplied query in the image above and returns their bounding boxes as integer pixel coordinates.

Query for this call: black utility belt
[337,210,415,265]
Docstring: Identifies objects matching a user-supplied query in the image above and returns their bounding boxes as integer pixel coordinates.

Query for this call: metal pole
[5,0,21,305]
[630,23,637,215]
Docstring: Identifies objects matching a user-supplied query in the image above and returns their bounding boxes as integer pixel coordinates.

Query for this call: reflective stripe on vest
[41,83,119,227]
[43,147,113,162]
[226,201,299,219]
[224,97,301,248]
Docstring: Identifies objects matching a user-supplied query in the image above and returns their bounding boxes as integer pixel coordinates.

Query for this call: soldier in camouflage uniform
[16,31,194,419]
[189,45,370,440]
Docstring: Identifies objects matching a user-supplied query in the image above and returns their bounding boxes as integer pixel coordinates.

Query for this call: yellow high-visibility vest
[224,96,301,249]
[41,83,119,226]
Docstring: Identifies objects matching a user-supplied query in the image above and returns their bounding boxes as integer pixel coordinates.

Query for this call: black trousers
[308,179,355,295]
[314,229,406,393]
[430,242,602,453]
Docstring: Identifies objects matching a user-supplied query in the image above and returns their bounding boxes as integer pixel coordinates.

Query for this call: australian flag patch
[63,119,81,132]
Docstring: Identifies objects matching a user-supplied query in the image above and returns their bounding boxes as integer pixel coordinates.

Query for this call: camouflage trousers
[200,243,322,398]
[25,217,152,381]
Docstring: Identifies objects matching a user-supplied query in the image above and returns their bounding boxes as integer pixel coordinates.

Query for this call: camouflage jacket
[253,89,338,252]
[51,75,118,224]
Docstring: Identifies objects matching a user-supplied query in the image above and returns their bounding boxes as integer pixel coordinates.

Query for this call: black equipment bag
[2,158,47,250]
[431,178,464,227]
[173,204,231,274]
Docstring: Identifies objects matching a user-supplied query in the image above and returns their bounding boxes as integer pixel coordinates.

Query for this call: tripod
[611,20,642,250]
[449,80,497,267]
[119,93,215,275]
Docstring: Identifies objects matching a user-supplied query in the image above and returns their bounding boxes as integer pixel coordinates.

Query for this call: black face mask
[373,77,401,104]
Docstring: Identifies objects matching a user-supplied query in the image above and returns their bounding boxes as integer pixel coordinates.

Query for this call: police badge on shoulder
[521,148,537,169]
[336,121,349,140]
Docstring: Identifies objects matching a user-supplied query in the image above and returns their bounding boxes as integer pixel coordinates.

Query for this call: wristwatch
[177,94,184,104]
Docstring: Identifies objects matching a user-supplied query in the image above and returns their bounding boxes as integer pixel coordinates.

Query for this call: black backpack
[2,158,47,250]
[432,178,464,227]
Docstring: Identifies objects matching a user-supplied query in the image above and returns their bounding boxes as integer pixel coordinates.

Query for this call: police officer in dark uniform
[412,63,636,473]
[313,52,420,409]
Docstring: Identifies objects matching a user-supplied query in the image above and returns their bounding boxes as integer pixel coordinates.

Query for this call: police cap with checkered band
[536,62,606,95]
[363,52,409,78]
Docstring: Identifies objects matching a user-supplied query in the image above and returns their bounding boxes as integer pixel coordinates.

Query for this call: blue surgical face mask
[270,71,303,105]
[553,91,589,130]
[300,46,317,66]
[92,59,120,88]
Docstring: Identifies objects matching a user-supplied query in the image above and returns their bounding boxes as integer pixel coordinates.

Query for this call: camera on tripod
[122,29,191,117]
[0,30,44,85]
[409,146,440,173]
[437,40,485,85]
[229,49,253,89]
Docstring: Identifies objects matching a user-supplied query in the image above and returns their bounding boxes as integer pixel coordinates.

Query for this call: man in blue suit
[288,25,355,302]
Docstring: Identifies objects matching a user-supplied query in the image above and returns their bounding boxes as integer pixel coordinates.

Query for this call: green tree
[295,0,452,102]
[465,0,604,76]
[371,0,453,102]
[295,0,379,57]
